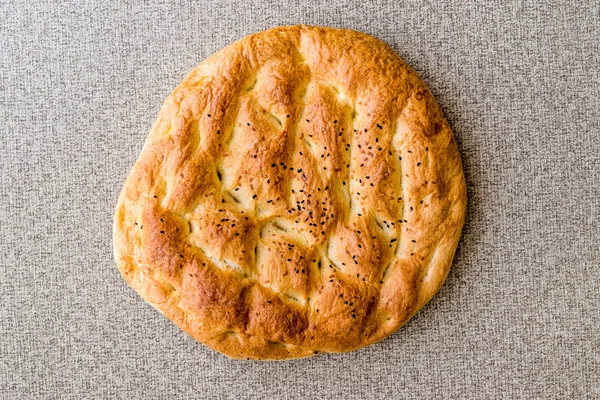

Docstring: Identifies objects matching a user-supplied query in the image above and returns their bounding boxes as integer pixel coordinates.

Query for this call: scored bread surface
[113,25,466,360]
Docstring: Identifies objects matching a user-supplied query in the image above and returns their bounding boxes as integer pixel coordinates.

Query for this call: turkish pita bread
[114,25,466,360]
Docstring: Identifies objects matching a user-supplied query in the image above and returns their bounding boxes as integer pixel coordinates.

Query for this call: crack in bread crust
[113,25,466,360]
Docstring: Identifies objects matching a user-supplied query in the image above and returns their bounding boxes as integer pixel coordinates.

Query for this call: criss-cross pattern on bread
[114,25,466,360]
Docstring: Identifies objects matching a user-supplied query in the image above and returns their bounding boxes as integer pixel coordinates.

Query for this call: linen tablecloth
[1,1,598,398]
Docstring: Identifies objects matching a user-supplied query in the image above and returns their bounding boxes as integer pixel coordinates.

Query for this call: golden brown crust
[113,25,466,360]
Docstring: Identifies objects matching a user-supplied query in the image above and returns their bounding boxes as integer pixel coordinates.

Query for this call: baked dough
[113,25,466,360]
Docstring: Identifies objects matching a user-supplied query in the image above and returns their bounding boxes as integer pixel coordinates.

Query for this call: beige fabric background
[1,1,598,399]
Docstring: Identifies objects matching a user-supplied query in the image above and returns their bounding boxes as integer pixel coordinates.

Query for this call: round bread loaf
[113,25,466,360]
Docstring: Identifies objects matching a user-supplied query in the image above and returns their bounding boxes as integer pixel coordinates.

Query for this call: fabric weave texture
[1,1,598,399]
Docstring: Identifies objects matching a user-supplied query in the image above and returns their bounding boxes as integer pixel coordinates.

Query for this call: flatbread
[113,25,466,360]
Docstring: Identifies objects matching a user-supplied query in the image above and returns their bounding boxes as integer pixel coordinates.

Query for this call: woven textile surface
[1,1,598,398]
